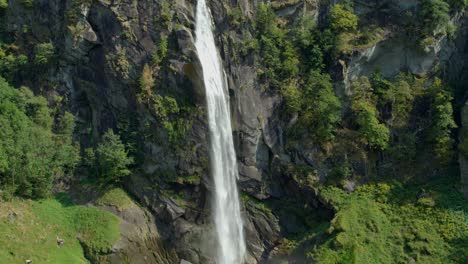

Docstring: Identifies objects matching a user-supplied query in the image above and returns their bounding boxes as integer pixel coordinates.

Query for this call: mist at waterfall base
[194,0,247,263]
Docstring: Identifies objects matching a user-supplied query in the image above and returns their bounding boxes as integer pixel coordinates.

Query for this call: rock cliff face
[3,0,468,263]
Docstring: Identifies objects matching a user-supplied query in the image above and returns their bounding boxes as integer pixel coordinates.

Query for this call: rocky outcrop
[100,200,179,264]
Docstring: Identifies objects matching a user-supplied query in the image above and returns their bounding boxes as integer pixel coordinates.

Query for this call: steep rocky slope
[1,0,467,263]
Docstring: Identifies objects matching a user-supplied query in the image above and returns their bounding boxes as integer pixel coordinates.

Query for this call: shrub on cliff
[351,77,390,150]
[285,71,342,142]
[84,130,134,185]
[34,42,55,65]
[255,3,299,89]
[329,4,358,33]
[427,78,457,165]
[418,0,450,35]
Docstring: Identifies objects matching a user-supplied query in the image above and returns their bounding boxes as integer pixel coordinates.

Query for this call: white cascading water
[195,0,246,263]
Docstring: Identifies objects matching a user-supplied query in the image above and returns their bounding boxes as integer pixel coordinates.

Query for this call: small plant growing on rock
[34,42,55,65]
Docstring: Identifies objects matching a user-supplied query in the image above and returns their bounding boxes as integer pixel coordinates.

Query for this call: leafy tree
[286,71,342,141]
[292,15,325,71]
[153,95,179,120]
[351,77,390,150]
[445,0,468,9]
[0,0,7,9]
[380,75,415,128]
[0,44,28,80]
[329,4,358,33]
[0,78,79,199]
[85,130,134,185]
[418,0,450,35]
[255,3,299,89]
[34,42,55,65]
[427,78,457,164]
[151,36,168,66]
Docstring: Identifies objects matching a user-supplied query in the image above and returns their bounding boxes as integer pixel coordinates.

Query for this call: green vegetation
[34,42,55,65]
[285,71,342,142]
[0,0,7,9]
[0,79,79,199]
[329,4,358,33]
[151,36,168,66]
[419,0,451,36]
[254,3,299,89]
[96,188,134,211]
[0,44,28,80]
[427,78,457,165]
[313,174,468,263]
[106,47,131,79]
[159,0,172,29]
[139,63,155,102]
[227,7,245,27]
[351,77,390,150]
[0,195,120,263]
[84,130,134,186]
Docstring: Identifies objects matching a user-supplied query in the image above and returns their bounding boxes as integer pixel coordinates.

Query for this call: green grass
[312,174,468,263]
[96,188,134,211]
[0,194,120,263]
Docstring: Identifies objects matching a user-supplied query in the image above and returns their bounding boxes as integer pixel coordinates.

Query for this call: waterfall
[195,0,246,263]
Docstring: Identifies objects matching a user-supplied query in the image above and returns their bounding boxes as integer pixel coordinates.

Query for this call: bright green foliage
[85,130,134,185]
[379,74,416,128]
[292,15,325,71]
[353,101,390,150]
[427,78,457,165]
[151,36,168,66]
[96,188,134,211]
[419,0,450,35]
[314,174,468,263]
[227,7,245,27]
[163,118,191,145]
[160,0,172,28]
[255,3,299,88]
[329,4,358,33]
[0,44,28,79]
[283,83,302,113]
[0,79,79,199]
[153,94,179,120]
[286,71,342,141]
[106,47,131,79]
[445,0,468,9]
[34,42,55,65]
[351,77,389,150]
[0,196,119,263]
[0,0,8,9]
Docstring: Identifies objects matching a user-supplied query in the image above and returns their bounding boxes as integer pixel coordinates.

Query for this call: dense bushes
[255,3,299,89]
[329,4,358,33]
[0,43,28,80]
[0,79,79,199]
[351,77,390,150]
[34,42,55,65]
[427,78,457,164]
[314,175,468,263]
[285,71,342,141]
[419,0,451,35]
